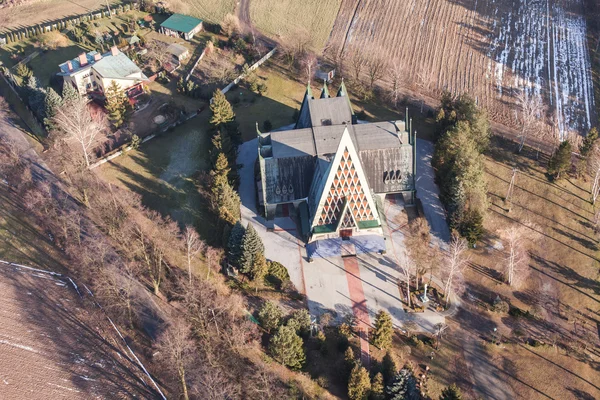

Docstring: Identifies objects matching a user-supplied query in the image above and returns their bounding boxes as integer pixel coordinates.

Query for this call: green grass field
[249,0,341,51]
[98,114,213,239]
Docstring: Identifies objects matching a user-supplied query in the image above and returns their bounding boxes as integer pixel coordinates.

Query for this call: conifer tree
[210,152,230,194]
[372,310,393,349]
[269,325,305,369]
[580,127,598,157]
[209,89,234,127]
[370,373,385,400]
[381,350,398,386]
[347,364,371,400]
[44,87,62,129]
[239,223,264,274]
[25,76,46,118]
[15,63,32,83]
[547,141,572,180]
[215,181,240,226]
[287,309,311,337]
[227,221,245,266]
[439,384,462,400]
[344,347,357,378]
[386,368,418,400]
[105,80,130,128]
[258,301,283,333]
[250,251,268,281]
[62,82,79,104]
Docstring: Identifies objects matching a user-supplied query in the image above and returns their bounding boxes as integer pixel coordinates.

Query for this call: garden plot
[328,0,595,138]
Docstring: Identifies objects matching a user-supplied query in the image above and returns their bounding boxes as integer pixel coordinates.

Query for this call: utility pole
[505,168,518,212]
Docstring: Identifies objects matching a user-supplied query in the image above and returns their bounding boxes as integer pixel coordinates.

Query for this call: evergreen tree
[370,373,385,400]
[25,76,46,119]
[386,368,418,400]
[210,152,230,194]
[44,87,62,129]
[347,364,371,400]
[547,141,572,180]
[258,301,283,333]
[287,309,311,337]
[344,347,357,379]
[105,80,130,128]
[580,127,598,157]
[439,384,462,400]
[216,181,241,226]
[458,209,484,245]
[250,251,268,281]
[210,90,234,127]
[14,63,32,83]
[381,350,398,386]
[61,82,79,104]
[239,223,264,274]
[372,310,393,349]
[269,325,305,369]
[227,221,245,266]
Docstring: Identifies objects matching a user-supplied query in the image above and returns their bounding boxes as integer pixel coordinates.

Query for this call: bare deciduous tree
[405,217,440,288]
[221,13,240,38]
[205,245,222,279]
[400,250,416,308]
[52,94,105,167]
[500,225,529,287]
[156,318,195,400]
[280,28,312,68]
[443,234,469,301]
[299,52,317,83]
[347,45,366,84]
[182,225,205,283]
[365,47,389,90]
[388,60,407,107]
[515,90,543,153]
[96,263,139,328]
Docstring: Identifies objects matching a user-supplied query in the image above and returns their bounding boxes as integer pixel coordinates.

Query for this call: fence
[0,2,136,45]
[184,47,208,82]
[220,47,277,95]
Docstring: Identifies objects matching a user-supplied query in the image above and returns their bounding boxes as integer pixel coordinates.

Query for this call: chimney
[110,46,119,56]
[78,53,88,67]
[94,53,102,62]
[66,60,73,72]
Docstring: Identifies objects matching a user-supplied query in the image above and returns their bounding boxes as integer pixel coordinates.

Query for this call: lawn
[167,0,236,24]
[249,0,342,51]
[98,113,214,240]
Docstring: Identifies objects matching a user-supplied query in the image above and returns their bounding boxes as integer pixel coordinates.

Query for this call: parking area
[237,139,448,333]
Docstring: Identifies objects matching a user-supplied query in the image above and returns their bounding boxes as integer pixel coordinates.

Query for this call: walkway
[343,256,370,365]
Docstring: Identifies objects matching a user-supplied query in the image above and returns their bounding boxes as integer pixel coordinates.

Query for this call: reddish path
[343,256,370,366]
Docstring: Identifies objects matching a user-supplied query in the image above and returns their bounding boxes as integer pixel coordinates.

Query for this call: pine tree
[386,368,418,400]
[239,223,264,274]
[25,77,46,119]
[439,384,462,400]
[347,364,371,400]
[14,63,32,82]
[269,325,305,369]
[250,251,268,281]
[370,373,385,400]
[44,87,62,129]
[344,347,357,378]
[105,80,130,128]
[258,301,283,333]
[458,209,483,245]
[227,221,245,267]
[216,181,241,226]
[209,89,234,127]
[287,309,311,337]
[580,127,598,157]
[381,350,398,386]
[372,310,393,349]
[61,82,79,104]
[547,141,572,180]
[211,152,230,193]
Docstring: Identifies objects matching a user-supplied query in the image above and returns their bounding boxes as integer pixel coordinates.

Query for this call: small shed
[167,43,189,61]
[126,35,140,46]
[160,14,203,41]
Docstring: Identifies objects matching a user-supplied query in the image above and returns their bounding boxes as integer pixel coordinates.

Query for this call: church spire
[320,79,330,98]
[337,78,355,118]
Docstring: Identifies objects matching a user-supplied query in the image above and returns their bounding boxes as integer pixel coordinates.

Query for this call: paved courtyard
[237,138,450,333]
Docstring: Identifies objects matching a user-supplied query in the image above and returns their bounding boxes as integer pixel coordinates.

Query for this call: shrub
[267,260,289,288]
[258,301,283,333]
[492,300,509,314]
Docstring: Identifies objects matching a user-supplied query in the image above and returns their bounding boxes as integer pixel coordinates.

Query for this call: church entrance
[340,229,353,239]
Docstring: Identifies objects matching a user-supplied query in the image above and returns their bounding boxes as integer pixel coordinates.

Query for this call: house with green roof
[160,13,203,41]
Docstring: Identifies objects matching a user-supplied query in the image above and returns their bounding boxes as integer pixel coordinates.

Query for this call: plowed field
[328,0,596,139]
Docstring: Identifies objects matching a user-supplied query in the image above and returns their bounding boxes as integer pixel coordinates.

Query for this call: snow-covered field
[489,0,595,140]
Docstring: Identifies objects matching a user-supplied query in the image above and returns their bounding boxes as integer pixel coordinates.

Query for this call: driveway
[236,138,450,333]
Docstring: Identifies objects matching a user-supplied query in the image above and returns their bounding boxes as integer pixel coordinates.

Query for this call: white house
[58,46,148,97]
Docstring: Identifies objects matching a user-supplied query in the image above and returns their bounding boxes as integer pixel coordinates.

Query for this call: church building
[257,80,416,242]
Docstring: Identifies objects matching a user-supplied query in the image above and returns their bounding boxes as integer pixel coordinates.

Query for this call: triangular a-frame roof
[336,78,354,116]
[320,80,330,99]
[310,127,380,231]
